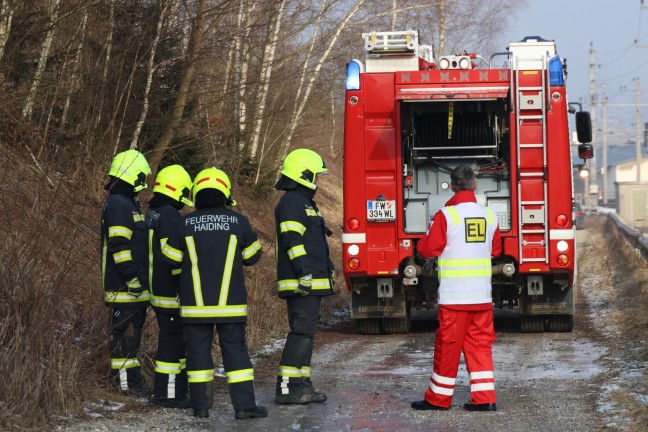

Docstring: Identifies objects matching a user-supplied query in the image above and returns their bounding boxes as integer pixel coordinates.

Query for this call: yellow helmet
[108,149,151,192]
[153,164,194,207]
[192,167,236,205]
[280,148,327,190]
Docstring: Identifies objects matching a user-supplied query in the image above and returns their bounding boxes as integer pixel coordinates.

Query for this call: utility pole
[635,78,642,181]
[588,42,598,208]
[602,95,608,203]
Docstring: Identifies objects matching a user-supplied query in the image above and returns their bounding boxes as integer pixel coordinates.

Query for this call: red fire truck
[342,30,592,334]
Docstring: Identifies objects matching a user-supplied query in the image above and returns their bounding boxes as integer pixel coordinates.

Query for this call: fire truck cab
[342,30,592,334]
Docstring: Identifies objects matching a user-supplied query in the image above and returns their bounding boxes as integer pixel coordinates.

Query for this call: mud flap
[351,278,407,319]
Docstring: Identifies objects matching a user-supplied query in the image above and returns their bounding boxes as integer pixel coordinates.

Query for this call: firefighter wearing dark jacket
[162,167,267,420]
[274,148,335,405]
[411,164,502,412]
[101,149,152,392]
[146,165,194,408]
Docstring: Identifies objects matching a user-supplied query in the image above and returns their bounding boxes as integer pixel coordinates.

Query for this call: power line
[600,57,648,81]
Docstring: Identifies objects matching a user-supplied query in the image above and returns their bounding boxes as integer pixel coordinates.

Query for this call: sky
[497,0,648,165]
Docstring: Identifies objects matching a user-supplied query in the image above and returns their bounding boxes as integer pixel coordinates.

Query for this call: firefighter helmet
[192,167,236,205]
[108,149,151,192]
[280,148,327,190]
[153,164,194,207]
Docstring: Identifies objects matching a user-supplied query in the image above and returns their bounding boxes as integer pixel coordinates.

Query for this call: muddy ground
[58,215,647,432]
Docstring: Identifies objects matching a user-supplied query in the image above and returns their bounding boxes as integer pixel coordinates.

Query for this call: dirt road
[60,216,647,431]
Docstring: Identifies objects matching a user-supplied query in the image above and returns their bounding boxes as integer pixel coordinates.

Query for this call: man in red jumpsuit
[411,164,502,412]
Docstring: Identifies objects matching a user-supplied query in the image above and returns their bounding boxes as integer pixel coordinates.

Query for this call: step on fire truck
[342,30,593,334]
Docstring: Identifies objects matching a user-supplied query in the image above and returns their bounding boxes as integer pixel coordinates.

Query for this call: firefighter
[274,148,335,405]
[411,164,502,412]
[101,149,152,393]
[146,164,194,408]
[161,167,267,420]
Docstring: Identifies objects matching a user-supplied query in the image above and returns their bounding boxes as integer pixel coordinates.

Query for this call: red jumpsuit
[417,190,502,408]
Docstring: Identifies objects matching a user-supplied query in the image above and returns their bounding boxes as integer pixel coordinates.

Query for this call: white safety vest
[437,202,497,305]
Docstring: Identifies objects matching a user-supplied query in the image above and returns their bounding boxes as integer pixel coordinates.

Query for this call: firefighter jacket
[162,206,262,324]
[101,192,149,307]
[146,199,183,315]
[275,187,335,299]
[417,190,502,309]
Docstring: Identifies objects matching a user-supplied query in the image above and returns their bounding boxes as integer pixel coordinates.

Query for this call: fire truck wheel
[546,315,574,332]
[520,315,544,333]
[355,318,381,335]
[382,318,411,334]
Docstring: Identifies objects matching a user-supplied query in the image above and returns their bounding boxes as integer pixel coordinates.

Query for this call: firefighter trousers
[184,322,257,411]
[424,306,497,408]
[277,296,321,394]
[109,306,146,391]
[153,313,187,400]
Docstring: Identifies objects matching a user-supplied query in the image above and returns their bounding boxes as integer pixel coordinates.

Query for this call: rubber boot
[274,376,310,404]
[235,405,268,419]
[301,377,327,403]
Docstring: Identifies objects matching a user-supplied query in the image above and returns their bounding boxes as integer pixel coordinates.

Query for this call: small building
[612,157,648,229]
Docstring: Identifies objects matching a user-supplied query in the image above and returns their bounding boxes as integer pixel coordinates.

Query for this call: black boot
[275,376,310,404]
[235,405,268,419]
[190,382,212,417]
[301,377,327,403]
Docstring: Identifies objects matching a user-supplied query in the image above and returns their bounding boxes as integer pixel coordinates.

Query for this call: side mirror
[575,111,592,144]
[578,143,593,160]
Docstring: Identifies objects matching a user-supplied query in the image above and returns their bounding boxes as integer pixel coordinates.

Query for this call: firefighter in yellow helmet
[146,164,193,408]
[101,149,151,393]
[274,148,335,404]
[161,168,267,420]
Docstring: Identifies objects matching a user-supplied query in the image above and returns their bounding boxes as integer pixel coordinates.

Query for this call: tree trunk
[0,0,15,62]
[22,0,61,119]
[147,0,207,173]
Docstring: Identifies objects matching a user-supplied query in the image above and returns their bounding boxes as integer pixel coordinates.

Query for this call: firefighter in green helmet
[100,149,151,393]
[146,164,194,408]
[274,148,336,405]
[161,167,267,420]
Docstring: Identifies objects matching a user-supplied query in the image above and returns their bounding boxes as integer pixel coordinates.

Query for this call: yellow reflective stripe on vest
[219,235,237,306]
[485,207,495,225]
[280,221,306,235]
[171,268,181,276]
[287,244,306,260]
[277,278,330,292]
[446,206,460,225]
[180,304,248,318]
[133,214,145,222]
[226,368,254,384]
[305,208,321,217]
[155,360,182,374]
[113,250,132,264]
[438,268,492,278]
[188,369,214,383]
[185,236,204,306]
[111,358,141,369]
[109,225,132,240]
[278,365,301,378]
[149,294,179,309]
[437,258,492,278]
[242,240,261,259]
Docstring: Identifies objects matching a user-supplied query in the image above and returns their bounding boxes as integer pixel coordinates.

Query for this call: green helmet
[153,164,194,207]
[108,149,151,192]
[192,167,236,205]
[280,148,327,190]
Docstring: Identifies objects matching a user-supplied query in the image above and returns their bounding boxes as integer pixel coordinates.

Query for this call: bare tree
[0,0,15,62]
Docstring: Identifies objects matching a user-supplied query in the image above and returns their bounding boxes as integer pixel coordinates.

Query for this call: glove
[295,274,312,296]
[126,277,144,297]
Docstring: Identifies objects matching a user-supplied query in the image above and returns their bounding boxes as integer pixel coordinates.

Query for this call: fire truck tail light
[347,244,360,256]
[346,60,362,90]
[348,258,360,270]
[556,240,568,252]
[549,55,564,86]
[556,254,569,266]
[347,218,360,230]
[556,214,568,226]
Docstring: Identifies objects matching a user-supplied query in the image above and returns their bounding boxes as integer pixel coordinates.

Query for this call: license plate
[367,200,396,221]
